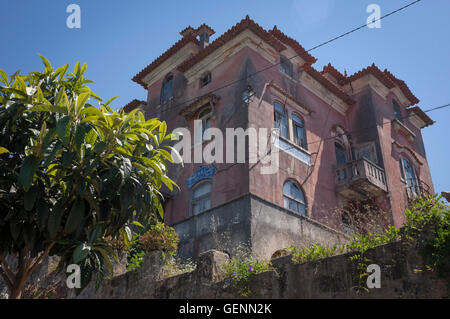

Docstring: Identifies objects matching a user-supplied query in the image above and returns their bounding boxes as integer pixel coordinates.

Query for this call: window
[191,181,211,215]
[283,180,306,215]
[292,114,307,149]
[274,102,289,139]
[200,72,211,87]
[393,100,402,122]
[356,142,377,164]
[400,157,419,196]
[198,108,212,141]
[160,75,173,104]
[335,142,347,166]
[280,55,293,77]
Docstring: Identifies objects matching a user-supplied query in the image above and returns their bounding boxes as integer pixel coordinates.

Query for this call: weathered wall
[69,242,447,299]
[172,193,349,260]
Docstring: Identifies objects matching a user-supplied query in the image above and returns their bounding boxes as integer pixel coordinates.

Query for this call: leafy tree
[0,56,180,298]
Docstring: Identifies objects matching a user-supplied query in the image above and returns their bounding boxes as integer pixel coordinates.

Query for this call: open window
[274,102,289,139]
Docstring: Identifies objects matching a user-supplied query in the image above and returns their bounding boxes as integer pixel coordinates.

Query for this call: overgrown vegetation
[125,221,179,271]
[0,57,181,298]
[287,195,449,293]
[220,245,272,298]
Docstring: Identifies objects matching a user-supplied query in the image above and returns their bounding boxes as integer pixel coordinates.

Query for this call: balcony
[335,158,388,199]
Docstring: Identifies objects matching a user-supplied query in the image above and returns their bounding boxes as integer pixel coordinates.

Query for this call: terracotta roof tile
[408,106,434,127]
[321,63,346,82]
[383,70,420,106]
[132,34,199,88]
[177,15,286,73]
[122,99,146,113]
[180,26,196,37]
[195,24,216,36]
[269,26,317,65]
[342,63,395,89]
[304,66,355,106]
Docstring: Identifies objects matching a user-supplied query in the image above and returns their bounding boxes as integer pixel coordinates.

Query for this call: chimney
[195,24,215,50]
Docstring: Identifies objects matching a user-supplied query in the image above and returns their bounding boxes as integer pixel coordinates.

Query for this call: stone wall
[69,241,447,299]
[173,193,349,260]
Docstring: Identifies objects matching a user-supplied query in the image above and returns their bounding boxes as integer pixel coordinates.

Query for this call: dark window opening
[292,114,307,149]
[200,72,211,87]
[280,55,293,77]
[160,75,173,104]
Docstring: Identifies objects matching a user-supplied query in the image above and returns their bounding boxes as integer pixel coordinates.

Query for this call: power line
[143,0,422,118]
[214,101,450,175]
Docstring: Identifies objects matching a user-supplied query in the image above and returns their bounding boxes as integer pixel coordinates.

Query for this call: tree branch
[0,255,15,282]
[26,242,56,279]
[0,266,13,291]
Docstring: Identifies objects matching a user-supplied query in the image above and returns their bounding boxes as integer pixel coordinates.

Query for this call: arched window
[335,142,347,166]
[160,75,173,104]
[292,113,307,149]
[191,180,211,215]
[393,99,402,122]
[400,157,419,196]
[283,180,306,215]
[280,55,293,77]
[274,102,289,139]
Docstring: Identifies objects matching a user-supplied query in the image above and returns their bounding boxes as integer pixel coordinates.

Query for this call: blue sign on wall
[186,165,216,188]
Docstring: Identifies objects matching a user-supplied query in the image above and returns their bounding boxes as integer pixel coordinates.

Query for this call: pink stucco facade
[129,17,434,258]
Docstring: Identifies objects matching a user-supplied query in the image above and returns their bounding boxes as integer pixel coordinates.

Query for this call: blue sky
[1,0,449,194]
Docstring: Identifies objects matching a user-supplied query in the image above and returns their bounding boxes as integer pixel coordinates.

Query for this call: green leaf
[56,115,71,146]
[24,187,38,211]
[76,92,90,114]
[73,243,91,264]
[121,157,132,181]
[0,69,8,85]
[38,54,53,73]
[43,140,62,166]
[65,199,85,234]
[103,96,118,107]
[74,125,87,151]
[0,146,10,154]
[80,106,104,118]
[48,202,64,239]
[36,199,50,232]
[18,155,40,191]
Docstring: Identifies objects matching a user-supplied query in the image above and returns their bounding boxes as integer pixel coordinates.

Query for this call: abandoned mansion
[124,17,435,259]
